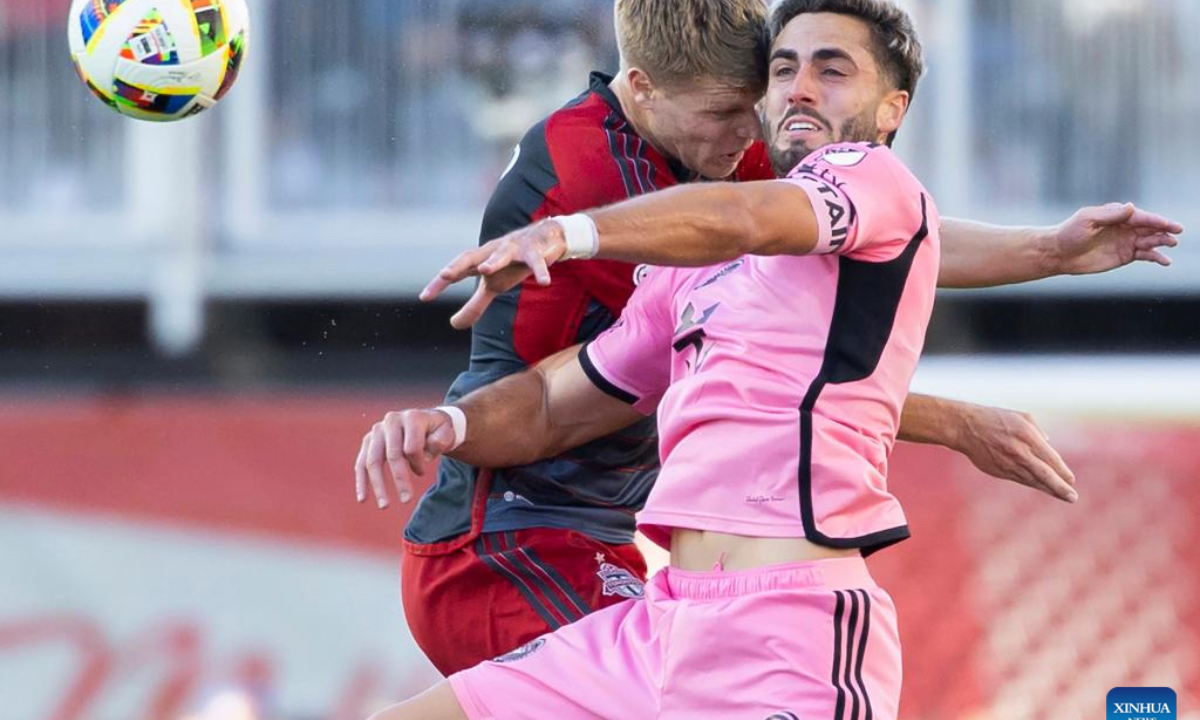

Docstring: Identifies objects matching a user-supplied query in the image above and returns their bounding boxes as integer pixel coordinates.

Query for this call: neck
[609,73,676,163]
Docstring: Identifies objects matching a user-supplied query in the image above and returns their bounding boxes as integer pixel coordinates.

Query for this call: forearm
[586,181,815,265]
[897,392,969,449]
[449,367,558,469]
[449,347,643,468]
[938,217,1053,289]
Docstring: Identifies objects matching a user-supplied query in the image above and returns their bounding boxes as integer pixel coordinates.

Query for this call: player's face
[645,78,762,180]
[762,13,908,176]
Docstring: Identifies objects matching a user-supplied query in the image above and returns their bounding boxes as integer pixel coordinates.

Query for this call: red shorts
[401,528,648,676]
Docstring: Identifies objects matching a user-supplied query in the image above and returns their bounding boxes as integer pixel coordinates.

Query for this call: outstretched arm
[422,178,822,328]
[423,197,1182,328]
[354,346,645,508]
[938,203,1181,288]
[898,393,1078,503]
[353,350,1079,507]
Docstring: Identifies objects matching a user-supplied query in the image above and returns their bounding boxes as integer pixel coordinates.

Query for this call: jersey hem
[637,512,909,554]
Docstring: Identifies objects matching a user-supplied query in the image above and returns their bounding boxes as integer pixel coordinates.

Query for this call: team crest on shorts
[596,560,645,599]
[492,637,546,663]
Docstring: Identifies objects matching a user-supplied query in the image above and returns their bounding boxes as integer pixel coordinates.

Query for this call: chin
[701,161,740,180]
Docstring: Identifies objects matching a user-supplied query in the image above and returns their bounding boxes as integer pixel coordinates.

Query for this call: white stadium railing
[1,0,1197,351]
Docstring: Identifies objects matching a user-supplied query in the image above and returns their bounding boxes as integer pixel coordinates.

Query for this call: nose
[786,67,819,109]
[734,109,762,141]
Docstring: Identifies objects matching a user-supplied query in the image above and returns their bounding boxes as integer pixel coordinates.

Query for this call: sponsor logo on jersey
[492,637,546,663]
[695,259,744,289]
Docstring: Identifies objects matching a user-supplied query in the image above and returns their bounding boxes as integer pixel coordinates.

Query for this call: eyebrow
[813,47,857,65]
[768,47,858,66]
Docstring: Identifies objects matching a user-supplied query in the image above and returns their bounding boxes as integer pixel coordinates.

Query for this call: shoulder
[499,91,616,183]
[543,97,642,207]
[795,143,928,214]
[480,93,616,238]
[625,264,691,311]
[785,143,932,256]
[791,143,924,195]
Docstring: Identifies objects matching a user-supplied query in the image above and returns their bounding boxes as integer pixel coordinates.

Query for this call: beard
[765,105,879,176]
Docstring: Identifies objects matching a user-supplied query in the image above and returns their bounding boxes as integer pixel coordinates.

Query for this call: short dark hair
[770,0,924,132]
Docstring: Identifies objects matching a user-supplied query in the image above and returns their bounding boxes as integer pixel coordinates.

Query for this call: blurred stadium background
[1,0,1197,719]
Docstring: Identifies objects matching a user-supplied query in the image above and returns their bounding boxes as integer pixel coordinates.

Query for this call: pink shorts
[449,556,902,720]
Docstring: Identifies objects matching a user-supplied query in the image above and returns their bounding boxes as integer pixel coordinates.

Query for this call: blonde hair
[614,0,770,93]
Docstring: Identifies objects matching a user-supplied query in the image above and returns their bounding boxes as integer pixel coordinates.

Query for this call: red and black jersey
[405,72,776,548]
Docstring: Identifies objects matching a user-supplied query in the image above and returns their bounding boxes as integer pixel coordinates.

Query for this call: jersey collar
[588,71,698,184]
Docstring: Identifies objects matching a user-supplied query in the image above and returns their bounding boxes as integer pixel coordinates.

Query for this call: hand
[354,409,459,508]
[955,405,1078,503]
[1049,202,1182,276]
[420,220,569,329]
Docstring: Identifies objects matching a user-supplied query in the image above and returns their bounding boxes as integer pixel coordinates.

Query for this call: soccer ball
[68,0,250,122]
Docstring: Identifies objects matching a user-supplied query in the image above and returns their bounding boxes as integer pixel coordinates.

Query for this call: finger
[420,250,489,301]
[427,420,458,457]
[450,284,498,330]
[398,415,436,494]
[401,413,432,480]
[1087,202,1135,226]
[382,414,417,504]
[1028,435,1077,493]
[1022,454,1078,503]
[1136,232,1179,249]
[526,248,552,286]
[1125,207,1184,234]
[1134,249,1172,266]
[354,434,371,503]
[390,465,414,505]
[386,453,415,505]
[478,243,519,276]
[365,425,391,508]
[386,446,420,504]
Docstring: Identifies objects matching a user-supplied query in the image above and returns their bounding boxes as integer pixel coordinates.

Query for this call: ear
[875,89,909,139]
[626,67,658,105]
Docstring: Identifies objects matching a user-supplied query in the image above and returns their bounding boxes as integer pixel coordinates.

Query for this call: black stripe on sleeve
[579,343,638,405]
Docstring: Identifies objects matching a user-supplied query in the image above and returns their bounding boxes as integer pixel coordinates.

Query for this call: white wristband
[434,405,467,451]
[554,213,599,260]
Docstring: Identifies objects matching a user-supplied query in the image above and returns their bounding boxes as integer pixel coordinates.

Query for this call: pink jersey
[579,143,941,554]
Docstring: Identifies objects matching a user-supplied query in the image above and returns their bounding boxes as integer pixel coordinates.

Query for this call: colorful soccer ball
[68,0,250,121]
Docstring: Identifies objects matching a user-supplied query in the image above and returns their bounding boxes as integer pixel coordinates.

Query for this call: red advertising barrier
[1,394,1196,719]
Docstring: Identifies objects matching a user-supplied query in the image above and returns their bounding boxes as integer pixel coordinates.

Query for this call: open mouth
[783,117,824,134]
